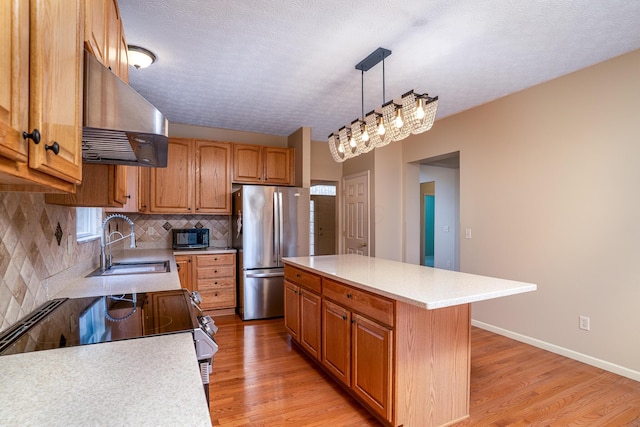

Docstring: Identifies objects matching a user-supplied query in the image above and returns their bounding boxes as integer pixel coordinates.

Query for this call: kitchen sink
[87,260,170,277]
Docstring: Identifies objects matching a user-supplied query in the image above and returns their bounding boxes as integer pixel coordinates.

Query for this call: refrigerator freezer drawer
[240,269,284,320]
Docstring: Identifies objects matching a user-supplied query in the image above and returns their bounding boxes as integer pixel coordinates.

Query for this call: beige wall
[397,49,640,376]
[170,122,288,146]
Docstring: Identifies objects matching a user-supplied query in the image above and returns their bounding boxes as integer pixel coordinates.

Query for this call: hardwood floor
[209,315,640,426]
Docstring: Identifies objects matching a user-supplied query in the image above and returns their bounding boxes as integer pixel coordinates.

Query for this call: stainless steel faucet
[100,214,136,271]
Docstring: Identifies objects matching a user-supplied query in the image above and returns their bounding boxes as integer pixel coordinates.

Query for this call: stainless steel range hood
[82,51,168,167]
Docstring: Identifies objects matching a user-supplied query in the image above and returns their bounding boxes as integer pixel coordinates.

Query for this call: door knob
[358,243,367,248]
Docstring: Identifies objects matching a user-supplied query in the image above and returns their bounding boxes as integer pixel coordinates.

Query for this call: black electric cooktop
[0,289,197,356]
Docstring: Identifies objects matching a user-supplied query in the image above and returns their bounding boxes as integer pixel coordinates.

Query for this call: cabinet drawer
[196,265,235,279]
[200,286,235,309]
[197,277,236,290]
[322,278,394,327]
[284,265,321,294]
[195,254,235,267]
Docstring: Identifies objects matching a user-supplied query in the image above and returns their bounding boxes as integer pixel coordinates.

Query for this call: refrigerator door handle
[246,271,285,279]
[273,191,279,263]
[278,191,284,263]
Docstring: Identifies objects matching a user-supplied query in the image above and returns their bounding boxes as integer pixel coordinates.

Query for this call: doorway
[421,182,435,267]
[310,182,338,255]
[419,152,460,271]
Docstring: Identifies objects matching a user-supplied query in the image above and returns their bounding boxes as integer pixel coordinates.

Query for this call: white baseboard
[471,320,640,382]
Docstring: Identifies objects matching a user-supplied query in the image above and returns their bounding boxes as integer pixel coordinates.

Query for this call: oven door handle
[245,271,284,279]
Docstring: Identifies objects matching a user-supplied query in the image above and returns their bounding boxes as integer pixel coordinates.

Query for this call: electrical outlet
[579,315,590,331]
[67,234,73,256]
[465,228,472,239]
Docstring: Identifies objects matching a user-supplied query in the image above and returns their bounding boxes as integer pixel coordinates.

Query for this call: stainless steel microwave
[172,228,209,249]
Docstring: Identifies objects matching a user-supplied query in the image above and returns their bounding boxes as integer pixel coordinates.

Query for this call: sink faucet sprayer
[100,214,136,271]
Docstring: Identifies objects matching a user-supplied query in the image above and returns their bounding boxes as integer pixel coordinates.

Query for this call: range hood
[82,51,168,167]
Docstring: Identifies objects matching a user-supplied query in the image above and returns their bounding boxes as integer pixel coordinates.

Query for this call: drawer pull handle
[214,281,218,285]
[346,293,352,299]
[296,273,301,278]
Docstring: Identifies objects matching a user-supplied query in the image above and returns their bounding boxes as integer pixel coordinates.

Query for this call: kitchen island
[282,254,536,427]
[0,248,233,427]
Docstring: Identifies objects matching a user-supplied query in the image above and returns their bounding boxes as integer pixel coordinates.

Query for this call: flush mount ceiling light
[127,45,156,69]
[328,47,438,163]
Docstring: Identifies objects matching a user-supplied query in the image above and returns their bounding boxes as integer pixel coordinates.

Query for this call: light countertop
[3,248,216,427]
[283,254,537,309]
[0,333,211,427]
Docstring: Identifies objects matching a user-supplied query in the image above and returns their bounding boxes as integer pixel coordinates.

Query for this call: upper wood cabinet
[149,138,193,213]
[232,143,294,186]
[85,0,128,82]
[0,0,83,193]
[45,163,127,207]
[147,138,231,214]
[44,0,132,207]
[195,140,232,214]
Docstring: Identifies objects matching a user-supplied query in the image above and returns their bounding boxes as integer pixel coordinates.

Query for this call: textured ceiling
[118,0,640,142]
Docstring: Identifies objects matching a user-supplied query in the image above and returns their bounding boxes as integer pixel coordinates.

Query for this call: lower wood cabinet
[284,264,394,425]
[285,279,322,360]
[284,262,472,427]
[322,296,393,423]
[175,255,193,292]
[174,252,236,315]
[195,253,236,312]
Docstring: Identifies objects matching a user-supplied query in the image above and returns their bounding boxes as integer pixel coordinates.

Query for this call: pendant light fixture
[328,47,438,163]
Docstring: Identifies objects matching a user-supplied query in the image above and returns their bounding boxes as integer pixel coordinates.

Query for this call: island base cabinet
[322,299,393,424]
[352,313,393,422]
[322,300,351,386]
[394,301,470,427]
[284,279,322,360]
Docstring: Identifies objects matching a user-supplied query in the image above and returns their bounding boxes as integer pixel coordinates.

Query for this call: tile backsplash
[0,193,231,332]
[0,193,98,332]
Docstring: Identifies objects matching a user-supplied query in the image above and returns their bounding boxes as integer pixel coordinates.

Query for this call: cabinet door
[107,166,138,212]
[195,140,231,214]
[137,167,150,212]
[263,147,293,185]
[84,0,108,64]
[150,138,193,213]
[232,143,262,183]
[284,280,300,341]
[0,0,29,163]
[352,313,393,422]
[28,0,83,184]
[105,0,120,73]
[300,289,321,360]
[175,255,192,292]
[322,299,351,386]
[45,163,125,207]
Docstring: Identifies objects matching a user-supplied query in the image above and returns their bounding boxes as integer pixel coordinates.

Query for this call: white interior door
[342,172,370,255]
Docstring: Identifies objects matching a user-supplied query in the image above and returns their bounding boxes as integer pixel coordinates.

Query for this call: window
[76,207,102,242]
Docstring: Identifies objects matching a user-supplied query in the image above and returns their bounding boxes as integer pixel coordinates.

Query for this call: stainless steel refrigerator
[232,185,310,320]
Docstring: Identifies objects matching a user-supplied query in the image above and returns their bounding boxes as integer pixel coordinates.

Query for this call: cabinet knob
[22,129,41,144]
[214,281,218,285]
[346,293,352,299]
[342,315,347,321]
[45,142,60,155]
